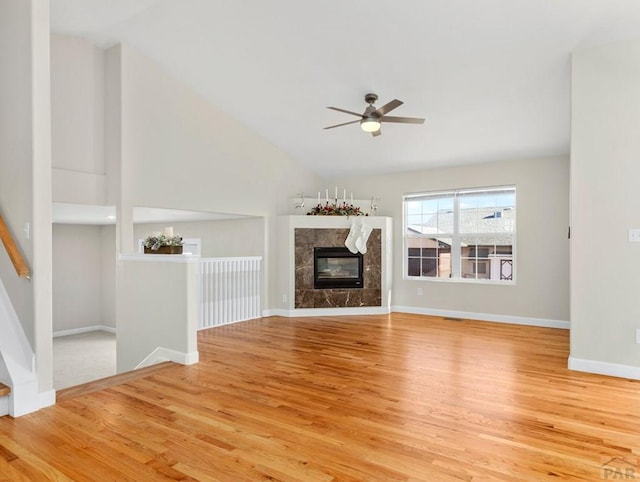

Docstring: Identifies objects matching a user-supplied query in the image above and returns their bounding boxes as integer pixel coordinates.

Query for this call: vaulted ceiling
[50,0,640,178]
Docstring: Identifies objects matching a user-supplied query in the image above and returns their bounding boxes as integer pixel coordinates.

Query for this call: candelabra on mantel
[370,197,379,216]
[290,187,379,216]
[293,192,306,214]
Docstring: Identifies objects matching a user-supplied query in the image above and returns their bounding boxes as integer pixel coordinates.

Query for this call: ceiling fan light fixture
[325,93,424,136]
[361,117,381,133]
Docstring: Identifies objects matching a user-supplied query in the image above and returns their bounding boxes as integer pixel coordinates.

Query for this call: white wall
[117,44,320,220]
[52,224,115,333]
[134,218,268,313]
[0,0,54,400]
[112,44,321,310]
[51,34,106,205]
[134,218,265,257]
[101,225,116,329]
[117,256,199,372]
[50,37,321,326]
[334,157,570,324]
[570,38,640,375]
[50,34,117,335]
[0,0,36,343]
[50,36,571,333]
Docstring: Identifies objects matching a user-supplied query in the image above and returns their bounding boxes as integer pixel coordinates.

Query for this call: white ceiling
[50,0,640,178]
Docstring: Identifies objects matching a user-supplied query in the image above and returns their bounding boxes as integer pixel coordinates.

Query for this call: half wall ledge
[117,254,199,373]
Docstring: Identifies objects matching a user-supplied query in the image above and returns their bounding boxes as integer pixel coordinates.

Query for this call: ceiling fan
[324,93,425,137]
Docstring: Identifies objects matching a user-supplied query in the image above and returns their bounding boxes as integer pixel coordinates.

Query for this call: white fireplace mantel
[274,215,393,316]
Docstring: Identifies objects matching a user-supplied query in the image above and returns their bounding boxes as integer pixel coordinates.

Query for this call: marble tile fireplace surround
[277,216,392,315]
[295,228,381,308]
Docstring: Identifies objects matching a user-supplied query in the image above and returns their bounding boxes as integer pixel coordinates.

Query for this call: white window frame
[403,185,516,284]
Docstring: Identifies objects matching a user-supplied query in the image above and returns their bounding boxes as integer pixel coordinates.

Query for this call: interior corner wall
[570,38,640,369]
[0,0,53,396]
[0,0,37,345]
[335,157,570,323]
[114,44,321,310]
[117,44,320,219]
[50,33,106,205]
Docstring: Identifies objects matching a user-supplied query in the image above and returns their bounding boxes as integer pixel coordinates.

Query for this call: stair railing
[0,215,29,280]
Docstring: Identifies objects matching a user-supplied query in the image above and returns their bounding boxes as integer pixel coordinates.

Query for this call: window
[404,186,515,282]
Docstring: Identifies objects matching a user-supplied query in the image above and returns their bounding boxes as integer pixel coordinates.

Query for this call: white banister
[198,257,262,329]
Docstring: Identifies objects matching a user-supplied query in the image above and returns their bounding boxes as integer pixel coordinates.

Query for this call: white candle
[351,192,354,204]
[164,226,174,237]
[343,189,346,203]
[317,191,320,204]
[335,186,338,200]
[325,189,329,203]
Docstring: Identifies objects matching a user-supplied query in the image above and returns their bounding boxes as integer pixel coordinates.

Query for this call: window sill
[403,276,516,286]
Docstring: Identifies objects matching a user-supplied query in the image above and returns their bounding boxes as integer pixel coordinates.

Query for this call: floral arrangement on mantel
[307,202,366,216]
[143,227,184,254]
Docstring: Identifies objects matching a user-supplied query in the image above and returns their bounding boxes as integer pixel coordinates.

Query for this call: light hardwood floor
[0,313,639,481]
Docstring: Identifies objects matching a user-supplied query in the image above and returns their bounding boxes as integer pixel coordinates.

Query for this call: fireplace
[294,226,384,309]
[314,247,364,289]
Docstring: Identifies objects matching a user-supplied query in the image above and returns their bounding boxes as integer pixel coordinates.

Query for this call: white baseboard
[266,306,391,317]
[262,306,568,328]
[0,395,7,416]
[1,389,56,418]
[197,317,256,330]
[392,305,570,329]
[568,356,640,380]
[38,389,56,409]
[135,347,199,370]
[53,325,116,338]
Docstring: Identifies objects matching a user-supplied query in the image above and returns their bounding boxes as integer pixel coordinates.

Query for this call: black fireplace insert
[314,247,364,289]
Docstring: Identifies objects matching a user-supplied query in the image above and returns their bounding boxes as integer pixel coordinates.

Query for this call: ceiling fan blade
[373,99,403,117]
[324,119,361,130]
[380,115,425,124]
[372,129,382,137]
[327,106,364,117]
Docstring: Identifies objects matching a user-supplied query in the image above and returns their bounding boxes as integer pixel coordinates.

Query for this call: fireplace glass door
[314,247,364,289]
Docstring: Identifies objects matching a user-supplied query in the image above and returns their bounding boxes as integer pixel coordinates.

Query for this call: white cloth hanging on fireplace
[345,219,372,254]
[345,220,359,253]
[356,222,373,253]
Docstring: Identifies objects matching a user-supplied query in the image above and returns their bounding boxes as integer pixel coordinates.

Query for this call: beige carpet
[53,331,116,390]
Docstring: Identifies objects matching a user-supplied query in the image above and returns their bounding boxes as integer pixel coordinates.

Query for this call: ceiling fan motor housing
[363,105,377,117]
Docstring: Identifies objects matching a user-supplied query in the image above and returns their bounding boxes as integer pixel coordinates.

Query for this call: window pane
[438,197,454,212]
[436,211,454,234]
[495,245,513,255]
[420,198,439,214]
[460,236,477,251]
[421,258,438,277]
[438,252,451,278]
[406,201,422,215]
[407,214,423,229]
[459,188,515,234]
[407,257,421,277]
[404,186,514,282]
